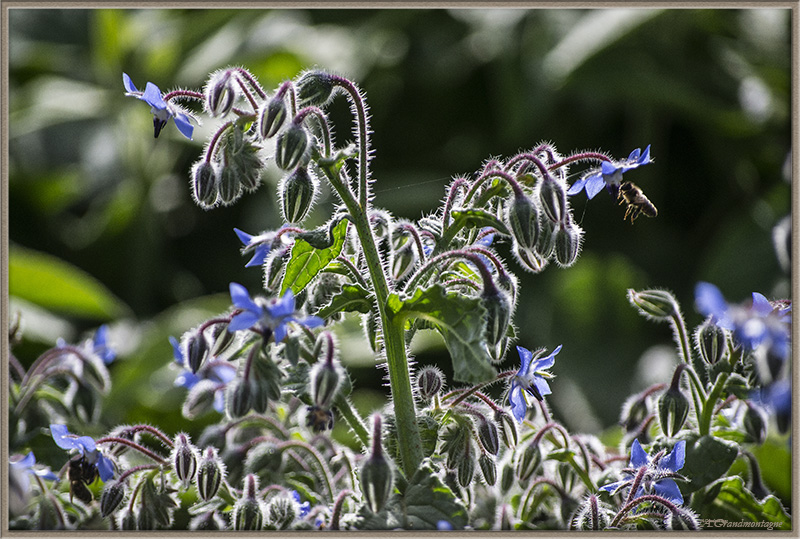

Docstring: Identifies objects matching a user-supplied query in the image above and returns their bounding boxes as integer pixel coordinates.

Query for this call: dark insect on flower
[68,454,100,504]
[306,405,334,432]
[617,181,657,223]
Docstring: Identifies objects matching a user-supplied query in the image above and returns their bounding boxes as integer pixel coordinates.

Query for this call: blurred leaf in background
[7,8,790,440]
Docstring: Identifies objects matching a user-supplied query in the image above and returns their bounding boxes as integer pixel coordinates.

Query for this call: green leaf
[449,208,510,236]
[751,438,791,501]
[678,433,738,494]
[404,460,469,529]
[316,284,373,318]
[388,284,495,384]
[9,245,130,320]
[280,219,348,295]
[692,476,790,530]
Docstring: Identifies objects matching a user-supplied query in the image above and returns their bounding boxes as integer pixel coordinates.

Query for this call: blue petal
[516,346,533,376]
[694,282,734,330]
[228,311,260,332]
[175,370,200,389]
[96,454,115,482]
[566,177,587,196]
[169,336,184,364]
[50,424,96,454]
[245,245,269,268]
[268,289,297,319]
[585,174,606,199]
[234,228,255,246]
[11,451,36,469]
[213,389,226,413]
[599,479,627,495]
[229,282,259,312]
[531,375,551,398]
[630,439,650,468]
[509,384,528,423]
[638,145,651,164]
[601,161,619,175]
[654,478,683,505]
[532,344,561,371]
[122,73,139,94]
[173,112,194,140]
[299,315,324,330]
[627,147,641,162]
[273,320,293,343]
[142,82,166,109]
[660,440,685,472]
[751,292,772,316]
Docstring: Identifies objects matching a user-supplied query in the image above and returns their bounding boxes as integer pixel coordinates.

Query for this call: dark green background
[8,8,791,435]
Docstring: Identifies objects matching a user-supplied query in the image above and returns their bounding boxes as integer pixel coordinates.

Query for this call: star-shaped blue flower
[234,228,273,268]
[170,336,234,413]
[10,451,58,482]
[291,490,311,518]
[600,439,685,505]
[123,73,194,139]
[50,424,115,482]
[567,145,652,199]
[508,344,561,422]
[228,283,324,342]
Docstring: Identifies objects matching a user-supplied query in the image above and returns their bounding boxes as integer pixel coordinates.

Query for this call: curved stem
[296,106,332,158]
[275,440,335,502]
[699,371,730,436]
[333,394,369,450]
[331,75,371,209]
[95,437,168,464]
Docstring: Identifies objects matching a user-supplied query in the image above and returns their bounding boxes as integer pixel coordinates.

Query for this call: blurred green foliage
[8,8,791,439]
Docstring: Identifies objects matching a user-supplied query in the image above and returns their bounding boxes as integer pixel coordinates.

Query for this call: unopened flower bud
[196,447,224,501]
[538,175,569,224]
[233,482,264,530]
[695,318,728,365]
[258,92,288,139]
[415,366,444,401]
[570,494,613,531]
[266,493,297,530]
[619,393,650,433]
[658,386,690,437]
[185,331,209,374]
[119,509,137,530]
[205,70,236,117]
[310,353,341,410]
[226,377,254,419]
[554,221,582,267]
[495,409,518,449]
[482,287,511,347]
[280,167,317,224]
[216,164,243,205]
[628,288,679,322]
[275,122,309,171]
[457,447,475,488]
[191,160,219,208]
[190,510,226,530]
[210,322,235,358]
[244,441,283,476]
[265,247,290,291]
[172,433,198,487]
[500,462,515,493]
[391,242,417,282]
[361,415,394,513]
[516,441,542,483]
[535,217,555,258]
[665,508,700,530]
[743,402,768,444]
[100,480,126,518]
[513,242,547,273]
[479,453,496,486]
[296,70,336,106]
[476,415,500,456]
[507,192,539,251]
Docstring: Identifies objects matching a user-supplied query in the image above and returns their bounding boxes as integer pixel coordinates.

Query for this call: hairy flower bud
[210,322,235,358]
[482,287,511,347]
[119,509,137,530]
[361,415,394,514]
[658,386,690,437]
[619,392,650,433]
[172,433,198,488]
[196,447,224,501]
[258,92,288,139]
[665,508,700,530]
[190,511,226,530]
[205,70,236,117]
[191,160,219,208]
[233,496,264,530]
[507,192,539,251]
[457,447,475,488]
[415,366,444,401]
[275,122,309,171]
[296,70,336,106]
[226,377,254,419]
[628,288,679,322]
[310,354,341,410]
[694,318,728,365]
[476,415,500,456]
[513,242,547,273]
[500,462,515,494]
[570,495,613,531]
[535,217,555,258]
[216,164,243,205]
[100,481,126,518]
[266,493,297,530]
[516,441,542,483]
[743,402,768,444]
[538,175,569,224]
[185,331,209,374]
[495,409,518,449]
[391,242,417,282]
[280,167,317,224]
[479,453,497,486]
[553,221,582,267]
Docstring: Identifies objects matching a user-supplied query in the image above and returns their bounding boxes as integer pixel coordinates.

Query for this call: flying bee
[617,181,657,223]
[67,454,99,504]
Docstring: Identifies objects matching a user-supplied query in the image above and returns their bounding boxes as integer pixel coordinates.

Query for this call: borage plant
[8,66,791,531]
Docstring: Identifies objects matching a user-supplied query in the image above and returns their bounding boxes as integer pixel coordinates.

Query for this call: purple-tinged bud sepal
[232,474,264,530]
[204,69,236,118]
[476,415,500,456]
[172,433,199,488]
[196,447,225,501]
[415,366,444,402]
[310,343,342,410]
[296,70,336,106]
[100,480,126,518]
[258,91,288,139]
[569,494,613,531]
[275,122,309,171]
[360,415,394,514]
[184,330,209,374]
[538,175,569,225]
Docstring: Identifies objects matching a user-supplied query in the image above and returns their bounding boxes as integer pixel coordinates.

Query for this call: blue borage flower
[291,490,311,518]
[508,344,560,422]
[695,281,791,360]
[170,336,235,413]
[123,73,195,139]
[57,325,117,365]
[600,439,686,505]
[567,145,652,199]
[228,283,324,342]
[10,451,58,482]
[50,424,115,482]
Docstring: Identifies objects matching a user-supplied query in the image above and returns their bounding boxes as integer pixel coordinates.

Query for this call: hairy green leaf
[281,219,348,295]
[692,475,790,530]
[316,284,373,318]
